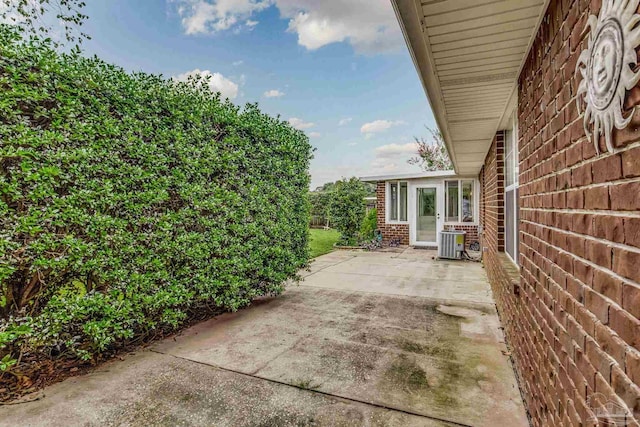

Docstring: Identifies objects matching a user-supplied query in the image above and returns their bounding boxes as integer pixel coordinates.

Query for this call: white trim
[390,0,550,174]
[504,114,519,266]
[494,0,551,134]
[390,0,459,173]
[497,91,518,131]
[386,181,409,224]
[410,182,444,247]
[379,176,480,248]
[361,170,456,182]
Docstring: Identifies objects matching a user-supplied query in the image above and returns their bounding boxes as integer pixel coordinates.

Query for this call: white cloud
[264,89,285,98]
[277,0,402,53]
[360,119,405,135]
[338,117,352,126]
[308,140,424,188]
[171,0,403,54]
[288,117,315,130]
[308,132,321,138]
[246,19,258,27]
[173,0,271,35]
[232,60,244,66]
[173,69,239,99]
[368,142,420,175]
[374,143,417,159]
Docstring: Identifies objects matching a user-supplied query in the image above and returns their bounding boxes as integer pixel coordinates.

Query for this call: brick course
[478,0,640,425]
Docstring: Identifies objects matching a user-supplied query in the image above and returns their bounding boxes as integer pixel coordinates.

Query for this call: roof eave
[391,0,551,176]
[360,170,458,182]
[391,0,459,174]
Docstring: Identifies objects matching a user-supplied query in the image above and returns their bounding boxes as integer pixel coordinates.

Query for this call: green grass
[309,228,341,258]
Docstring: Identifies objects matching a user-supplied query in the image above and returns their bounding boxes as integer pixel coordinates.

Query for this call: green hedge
[328,178,367,243]
[0,25,312,361]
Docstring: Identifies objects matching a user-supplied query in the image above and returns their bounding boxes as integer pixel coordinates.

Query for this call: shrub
[0,25,312,365]
[407,127,452,171]
[360,208,377,240]
[309,191,330,227]
[328,178,367,244]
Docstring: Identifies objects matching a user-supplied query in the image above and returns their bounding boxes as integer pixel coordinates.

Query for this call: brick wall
[375,182,410,245]
[481,0,640,425]
[480,132,505,254]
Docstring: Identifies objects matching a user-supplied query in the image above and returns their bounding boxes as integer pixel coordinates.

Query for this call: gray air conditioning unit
[438,230,466,260]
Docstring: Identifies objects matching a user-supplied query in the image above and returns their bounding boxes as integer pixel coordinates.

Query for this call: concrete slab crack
[150,349,474,427]
[303,254,357,278]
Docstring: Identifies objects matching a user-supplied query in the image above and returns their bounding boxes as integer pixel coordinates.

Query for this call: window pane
[505,118,519,188]
[399,182,408,221]
[446,180,459,222]
[462,181,474,222]
[505,188,515,261]
[505,128,514,188]
[389,182,398,221]
[515,187,519,260]
[514,140,519,186]
[505,152,514,188]
[417,188,437,242]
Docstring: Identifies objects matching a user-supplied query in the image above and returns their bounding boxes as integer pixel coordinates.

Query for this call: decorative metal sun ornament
[576,0,640,154]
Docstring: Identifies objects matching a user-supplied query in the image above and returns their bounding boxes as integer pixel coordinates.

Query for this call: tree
[315,180,375,196]
[360,208,377,240]
[0,25,312,375]
[328,178,367,244]
[309,191,331,227]
[408,127,453,171]
[1,0,89,47]
[314,182,336,193]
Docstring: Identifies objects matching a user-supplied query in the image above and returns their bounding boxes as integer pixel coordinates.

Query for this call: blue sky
[78,0,435,188]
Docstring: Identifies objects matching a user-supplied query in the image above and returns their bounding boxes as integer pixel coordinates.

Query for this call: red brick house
[361,171,480,248]
[391,0,640,425]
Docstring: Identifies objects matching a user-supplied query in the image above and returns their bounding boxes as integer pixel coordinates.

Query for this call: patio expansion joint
[302,266,489,282]
[294,284,497,312]
[303,254,357,278]
[149,348,474,427]
[247,333,312,376]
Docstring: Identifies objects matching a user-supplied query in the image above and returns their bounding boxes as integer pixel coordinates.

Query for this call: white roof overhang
[360,170,458,182]
[391,0,550,175]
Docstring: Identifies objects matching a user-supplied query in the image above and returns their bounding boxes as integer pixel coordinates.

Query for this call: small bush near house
[328,178,367,246]
[0,25,312,390]
[360,208,377,240]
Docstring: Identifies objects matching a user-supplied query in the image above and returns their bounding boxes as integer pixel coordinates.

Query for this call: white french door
[410,184,443,247]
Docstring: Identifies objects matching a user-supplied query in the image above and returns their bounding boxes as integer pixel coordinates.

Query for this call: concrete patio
[0,248,528,426]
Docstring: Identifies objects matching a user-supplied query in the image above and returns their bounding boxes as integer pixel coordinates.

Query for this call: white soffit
[392,0,549,175]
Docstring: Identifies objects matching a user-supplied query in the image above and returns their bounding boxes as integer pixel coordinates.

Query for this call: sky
[75,0,436,188]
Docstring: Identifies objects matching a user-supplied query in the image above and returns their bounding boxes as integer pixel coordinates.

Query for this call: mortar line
[150,349,474,427]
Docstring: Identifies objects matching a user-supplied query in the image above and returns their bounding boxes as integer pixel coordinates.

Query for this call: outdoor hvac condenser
[438,230,466,260]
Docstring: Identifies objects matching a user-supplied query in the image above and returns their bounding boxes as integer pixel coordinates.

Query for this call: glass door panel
[416,188,437,243]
